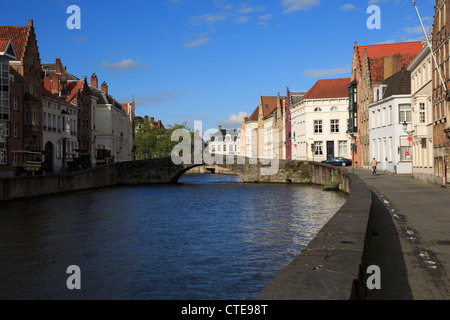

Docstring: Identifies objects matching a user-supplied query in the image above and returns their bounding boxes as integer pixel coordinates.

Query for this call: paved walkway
[352,168,449,300]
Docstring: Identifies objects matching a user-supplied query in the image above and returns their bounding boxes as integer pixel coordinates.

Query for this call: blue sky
[1,0,436,131]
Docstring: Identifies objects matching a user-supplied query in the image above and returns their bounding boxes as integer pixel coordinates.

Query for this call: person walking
[371,158,377,175]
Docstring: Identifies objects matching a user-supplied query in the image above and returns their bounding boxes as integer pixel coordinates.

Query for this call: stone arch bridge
[115,155,350,192]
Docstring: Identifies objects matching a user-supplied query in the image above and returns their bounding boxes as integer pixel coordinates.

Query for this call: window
[211,145,215,152]
[14,123,18,138]
[314,141,323,156]
[338,141,348,156]
[223,145,226,152]
[400,136,412,161]
[25,104,30,125]
[330,106,338,111]
[331,119,339,133]
[399,104,411,123]
[0,58,10,121]
[314,107,322,112]
[419,103,426,123]
[13,96,18,111]
[314,120,323,134]
[0,148,6,165]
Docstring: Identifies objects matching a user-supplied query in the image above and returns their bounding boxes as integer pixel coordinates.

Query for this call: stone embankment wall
[257,172,372,300]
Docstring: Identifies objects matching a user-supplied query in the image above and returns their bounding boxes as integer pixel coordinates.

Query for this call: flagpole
[413,0,448,93]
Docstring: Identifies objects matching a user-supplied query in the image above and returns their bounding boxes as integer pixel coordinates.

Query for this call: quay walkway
[353,168,449,300]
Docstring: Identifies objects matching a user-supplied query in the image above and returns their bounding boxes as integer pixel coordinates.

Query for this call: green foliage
[135,119,194,159]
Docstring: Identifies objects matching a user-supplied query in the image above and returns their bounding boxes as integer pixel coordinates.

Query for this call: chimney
[101,81,108,94]
[384,54,402,80]
[144,115,149,120]
[28,19,33,27]
[219,125,222,131]
[91,73,98,88]
[158,120,162,128]
[55,58,62,74]
[51,73,59,95]
[150,117,155,123]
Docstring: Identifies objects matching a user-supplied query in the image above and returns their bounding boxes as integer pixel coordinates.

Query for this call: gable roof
[64,80,85,103]
[42,62,80,81]
[301,78,351,100]
[0,38,17,60]
[381,68,411,99]
[247,106,259,122]
[0,25,29,61]
[356,41,423,83]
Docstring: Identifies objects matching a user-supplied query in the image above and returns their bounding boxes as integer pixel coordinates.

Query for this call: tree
[135,119,194,159]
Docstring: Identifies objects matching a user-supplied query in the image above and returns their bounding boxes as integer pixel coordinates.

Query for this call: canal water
[0,173,347,300]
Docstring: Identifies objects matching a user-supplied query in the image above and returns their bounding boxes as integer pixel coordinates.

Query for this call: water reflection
[0,174,346,299]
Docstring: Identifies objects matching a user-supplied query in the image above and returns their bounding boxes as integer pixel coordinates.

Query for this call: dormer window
[314,107,322,112]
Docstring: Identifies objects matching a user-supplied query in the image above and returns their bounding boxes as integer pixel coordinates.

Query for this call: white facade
[90,86,134,163]
[263,116,274,159]
[42,95,78,172]
[291,98,350,162]
[245,121,258,158]
[368,90,412,174]
[408,44,434,182]
[208,128,241,156]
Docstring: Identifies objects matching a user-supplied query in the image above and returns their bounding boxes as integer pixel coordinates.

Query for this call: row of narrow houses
[230,0,450,187]
[0,20,136,177]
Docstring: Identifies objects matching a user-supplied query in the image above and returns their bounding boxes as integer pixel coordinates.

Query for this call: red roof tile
[301,78,351,100]
[247,106,259,122]
[356,41,423,83]
[357,41,423,64]
[64,81,84,103]
[0,25,29,60]
[0,39,9,52]
[261,96,279,118]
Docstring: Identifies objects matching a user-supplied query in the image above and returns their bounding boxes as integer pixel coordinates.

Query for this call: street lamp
[402,121,412,136]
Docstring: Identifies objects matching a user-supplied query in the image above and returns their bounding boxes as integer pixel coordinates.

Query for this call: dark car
[321,157,352,167]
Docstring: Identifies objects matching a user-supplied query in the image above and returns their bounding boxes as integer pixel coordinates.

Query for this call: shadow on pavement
[364,191,414,300]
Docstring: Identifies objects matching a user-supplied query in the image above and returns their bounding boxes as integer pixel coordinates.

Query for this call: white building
[89,81,134,163]
[208,126,241,156]
[42,88,79,172]
[245,115,258,158]
[291,78,351,162]
[407,43,434,182]
[369,69,412,175]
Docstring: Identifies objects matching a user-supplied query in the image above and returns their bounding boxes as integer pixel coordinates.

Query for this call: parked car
[321,157,352,167]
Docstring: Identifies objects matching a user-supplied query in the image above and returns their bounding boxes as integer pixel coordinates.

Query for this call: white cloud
[282,0,320,13]
[190,13,227,26]
[218,111,248,128]
[183,37,212,48]
[101,59,149,73]
[259,14,273,20]
[339,4,357,11]
[303,66,349,78]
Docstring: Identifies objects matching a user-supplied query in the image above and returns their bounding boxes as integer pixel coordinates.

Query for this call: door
[327,141,334,160]
[44,141,53,173]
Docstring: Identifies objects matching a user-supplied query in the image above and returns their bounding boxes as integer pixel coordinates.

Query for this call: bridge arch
[169,163,241,183]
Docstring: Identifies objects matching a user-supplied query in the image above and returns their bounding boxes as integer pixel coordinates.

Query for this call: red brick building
[0,20,43,153]
[432,0,450,185]
[42,58,92,152]
[348,41,423,168]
